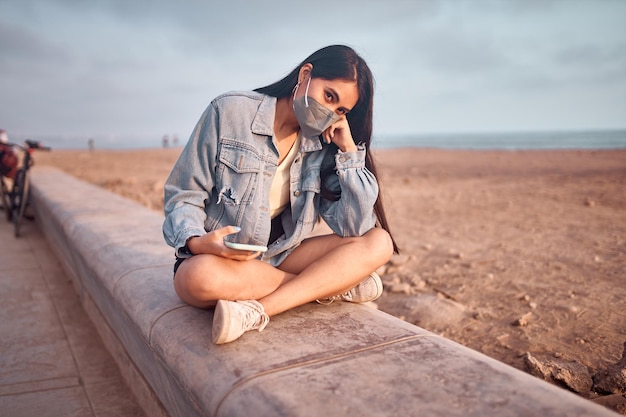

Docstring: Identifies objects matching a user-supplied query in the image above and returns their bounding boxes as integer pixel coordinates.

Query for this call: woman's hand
[322,117,358,152]
[186,226,262,261]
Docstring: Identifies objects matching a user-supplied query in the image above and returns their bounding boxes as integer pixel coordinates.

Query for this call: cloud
[0,20,70,73]
[1,0,625,139]
[552,43,626,85]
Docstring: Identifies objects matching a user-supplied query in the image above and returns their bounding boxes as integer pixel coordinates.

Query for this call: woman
[163,45,398,344]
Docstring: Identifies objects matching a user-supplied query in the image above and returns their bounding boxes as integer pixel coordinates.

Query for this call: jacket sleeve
[162,103,219,256]
[319,145,378,237]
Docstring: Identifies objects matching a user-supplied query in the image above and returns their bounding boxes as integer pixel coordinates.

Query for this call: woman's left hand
[322,117,358,152]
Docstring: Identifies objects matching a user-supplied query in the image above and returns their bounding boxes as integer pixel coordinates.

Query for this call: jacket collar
[251,94,275,137]
[251,94,323,153]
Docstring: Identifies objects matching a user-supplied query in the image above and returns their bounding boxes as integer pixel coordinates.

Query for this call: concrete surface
[0,206,145,416]
[25,166,619,417]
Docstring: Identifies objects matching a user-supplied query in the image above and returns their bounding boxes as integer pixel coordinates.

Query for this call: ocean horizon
[7,128,626,151]
[373,129,626,150]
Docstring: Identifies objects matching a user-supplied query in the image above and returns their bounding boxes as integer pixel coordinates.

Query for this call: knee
[174,256,221,307]
[363,227,394,266]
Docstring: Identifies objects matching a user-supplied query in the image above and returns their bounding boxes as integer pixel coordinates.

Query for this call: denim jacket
[162,91,379,266]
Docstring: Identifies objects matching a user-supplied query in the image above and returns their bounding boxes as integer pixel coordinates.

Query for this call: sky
[1,0,625,147]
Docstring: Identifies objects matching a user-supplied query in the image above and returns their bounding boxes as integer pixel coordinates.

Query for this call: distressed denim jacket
[162,91,379,266]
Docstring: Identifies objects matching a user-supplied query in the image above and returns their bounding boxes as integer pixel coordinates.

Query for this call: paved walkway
[0,215,146,417]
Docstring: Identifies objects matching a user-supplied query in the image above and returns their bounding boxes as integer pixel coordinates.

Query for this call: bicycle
[0,140,51,237]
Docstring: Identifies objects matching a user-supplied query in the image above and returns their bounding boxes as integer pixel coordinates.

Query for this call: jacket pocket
[219,142,262,173]
[216,143,261,206]
[300,166,321,193]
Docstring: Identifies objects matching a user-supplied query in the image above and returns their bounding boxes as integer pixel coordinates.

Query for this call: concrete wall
[29,166,616,417]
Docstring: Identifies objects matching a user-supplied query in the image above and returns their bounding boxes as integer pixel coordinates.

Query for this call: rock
[593,342,626,395]
[411,279,426,290]
[382,274,401,286]
[589,393,626,414]
[473,309,496,321]
[402,293,467,330]
[388,254,411,267]
[512,312,533,327]
[496,333,512,349]
[523,352,593,394]
[389,282,412,294]
[585,197,597,207]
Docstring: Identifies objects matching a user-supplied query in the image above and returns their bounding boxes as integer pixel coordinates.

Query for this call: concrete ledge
[29,166,616,417]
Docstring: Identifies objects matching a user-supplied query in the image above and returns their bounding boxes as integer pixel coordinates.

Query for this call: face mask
[292,77,341,138]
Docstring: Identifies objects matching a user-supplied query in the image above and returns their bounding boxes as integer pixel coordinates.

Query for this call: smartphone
[223,241,268,252]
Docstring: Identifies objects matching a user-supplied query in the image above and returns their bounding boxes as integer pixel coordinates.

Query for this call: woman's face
[296,65,359,117]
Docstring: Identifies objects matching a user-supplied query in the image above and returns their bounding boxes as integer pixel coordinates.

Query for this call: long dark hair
[255,45,399,253]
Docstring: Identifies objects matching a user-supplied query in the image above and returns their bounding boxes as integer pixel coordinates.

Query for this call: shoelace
[241,301,269,332]
[316,291,351,305]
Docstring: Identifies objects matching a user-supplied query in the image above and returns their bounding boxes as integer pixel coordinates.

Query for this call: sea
[371,129,626,150]
[9,129,626,151]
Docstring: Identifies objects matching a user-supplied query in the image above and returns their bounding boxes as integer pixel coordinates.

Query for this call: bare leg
[173,254,296,308]
[173,227,393,314]
[261,227,393,316]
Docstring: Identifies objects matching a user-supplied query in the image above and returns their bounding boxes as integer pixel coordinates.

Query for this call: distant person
[162,135,169,148]
[88,138,95,151]
[163,45,398,345]
[0,129,18,178]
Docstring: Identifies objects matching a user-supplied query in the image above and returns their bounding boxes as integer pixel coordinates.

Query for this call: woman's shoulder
[211,91,271,109]
[208,91,276,136]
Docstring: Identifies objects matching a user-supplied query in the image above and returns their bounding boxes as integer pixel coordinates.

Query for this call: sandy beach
[34,146,626,408]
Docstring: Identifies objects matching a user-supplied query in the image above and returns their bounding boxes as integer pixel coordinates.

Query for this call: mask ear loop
[292,83,299,111]
[304,76,311,107]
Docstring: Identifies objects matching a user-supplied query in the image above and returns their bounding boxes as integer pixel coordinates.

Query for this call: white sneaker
[212,299,270,344]
[317,272,383,305]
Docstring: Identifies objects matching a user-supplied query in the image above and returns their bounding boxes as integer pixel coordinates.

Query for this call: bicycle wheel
[12,168,29,237]
[0,178,11,221]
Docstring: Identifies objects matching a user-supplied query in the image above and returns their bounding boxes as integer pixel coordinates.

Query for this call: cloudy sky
[1,0,625,146]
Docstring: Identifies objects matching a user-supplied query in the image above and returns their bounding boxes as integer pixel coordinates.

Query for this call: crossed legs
[173,227,394,317]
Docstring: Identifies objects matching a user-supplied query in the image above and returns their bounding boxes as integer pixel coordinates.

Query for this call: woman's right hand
[186,226,262,261]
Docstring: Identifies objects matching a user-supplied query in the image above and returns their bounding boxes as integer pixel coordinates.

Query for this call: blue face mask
[292,77,341,138]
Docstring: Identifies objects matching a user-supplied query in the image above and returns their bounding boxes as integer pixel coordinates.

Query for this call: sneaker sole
[212,300,232,344]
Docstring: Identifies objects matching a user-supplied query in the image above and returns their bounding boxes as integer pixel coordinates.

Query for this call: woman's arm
[162,103,219,256]
[319,145,379,237]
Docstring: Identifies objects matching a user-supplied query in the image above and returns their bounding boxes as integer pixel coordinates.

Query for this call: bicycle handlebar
[5,140,51,151]
[24,139,51,151]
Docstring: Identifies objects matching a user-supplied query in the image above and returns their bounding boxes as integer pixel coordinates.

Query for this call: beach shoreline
[35,147,626,406]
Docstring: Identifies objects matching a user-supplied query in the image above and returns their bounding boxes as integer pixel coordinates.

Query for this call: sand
[34,146,626,407]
